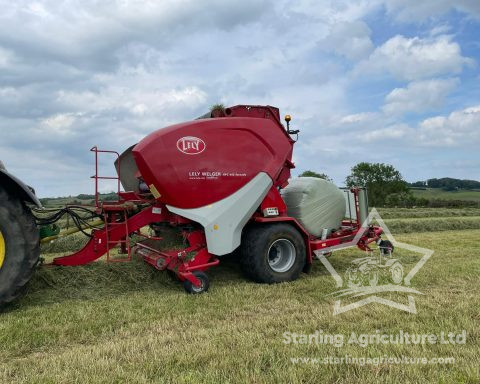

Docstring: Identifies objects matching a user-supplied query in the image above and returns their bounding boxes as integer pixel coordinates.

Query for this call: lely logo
[176,136,206,155]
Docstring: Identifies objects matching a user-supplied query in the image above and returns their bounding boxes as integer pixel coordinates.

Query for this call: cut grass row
[2,229,479,383]
[375,207,480,219]
[380,216,480,234]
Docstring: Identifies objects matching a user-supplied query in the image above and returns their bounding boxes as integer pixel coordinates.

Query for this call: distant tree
[385,192,417,208]
[77,194,95,200]
[101,193,118,201]
[442,184,457,192]
[345,162,410,207]
[426,177,480,190]
[410,181,427,188]
[299,170,332,181]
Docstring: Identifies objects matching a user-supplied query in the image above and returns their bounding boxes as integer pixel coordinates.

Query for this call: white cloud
[0,86,19,99]
[416,105,480,146]
[41,113,77,134]
[343,103,480,148]
[57,85,208,121]
[0,0,478,195]
[0,46,14,68]
[355,35,473,81]
[322,20,374,60]
[340,112,377,124]
[383,78,459,115]
[360,123,413,143]
[429,24,452,37]
[384,0,480,21]
[0,0,273,69]
[288,0,382,23]
[25,2,51,18]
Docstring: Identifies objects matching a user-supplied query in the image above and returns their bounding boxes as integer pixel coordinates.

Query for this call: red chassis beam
[137,230,219,287]
[50,204,219,288]
[310,225,383,252]
[254,216,383,261]
[50,205,168,266]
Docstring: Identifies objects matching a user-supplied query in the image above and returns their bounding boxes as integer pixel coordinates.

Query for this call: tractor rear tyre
[241,223,306,284]
[0,187,39,308]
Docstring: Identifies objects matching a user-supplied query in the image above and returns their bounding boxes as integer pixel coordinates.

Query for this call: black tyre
[183,271,209,294]
[0,187,40,308]
[379,240,394,256]
[240,223,306,284]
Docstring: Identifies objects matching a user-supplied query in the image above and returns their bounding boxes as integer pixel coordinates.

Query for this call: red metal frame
[51,148,218,287]
[103,209,131,262]
[90,146,121,209]
[139,230,219,287]
[51,205,165,266]
[51,204,218,287]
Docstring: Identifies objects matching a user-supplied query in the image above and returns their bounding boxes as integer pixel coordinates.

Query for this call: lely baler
[0,105,386,304]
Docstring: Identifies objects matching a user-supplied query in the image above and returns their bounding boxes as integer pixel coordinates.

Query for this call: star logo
[316,208,434,315]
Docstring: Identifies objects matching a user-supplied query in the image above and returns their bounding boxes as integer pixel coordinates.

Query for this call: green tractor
[0,161,40,308]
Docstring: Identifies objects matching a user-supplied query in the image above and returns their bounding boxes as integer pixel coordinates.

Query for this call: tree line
[410,178,480,191]
[299,163,479,208]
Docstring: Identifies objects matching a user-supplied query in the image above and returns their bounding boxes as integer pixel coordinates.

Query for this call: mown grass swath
[1,226,479,383]
[4,201,480,383]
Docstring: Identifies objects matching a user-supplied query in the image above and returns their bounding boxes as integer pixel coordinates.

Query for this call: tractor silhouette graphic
[346,240,403,288]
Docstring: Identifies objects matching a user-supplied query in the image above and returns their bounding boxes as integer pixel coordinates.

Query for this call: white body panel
[167,172,272,255]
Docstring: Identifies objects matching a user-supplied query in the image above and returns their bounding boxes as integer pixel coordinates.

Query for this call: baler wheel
[240,223,306,284]
[0,187,40,309]
[183,271,209,294]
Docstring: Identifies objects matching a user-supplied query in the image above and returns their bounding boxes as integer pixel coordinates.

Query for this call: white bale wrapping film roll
[281,177,346,237]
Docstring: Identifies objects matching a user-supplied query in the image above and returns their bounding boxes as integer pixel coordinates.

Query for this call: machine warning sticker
[177,136,206,155]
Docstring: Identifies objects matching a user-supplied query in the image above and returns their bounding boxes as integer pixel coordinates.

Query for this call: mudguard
[0,167,41,207]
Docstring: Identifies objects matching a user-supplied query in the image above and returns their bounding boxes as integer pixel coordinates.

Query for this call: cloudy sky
[1,0,479,197]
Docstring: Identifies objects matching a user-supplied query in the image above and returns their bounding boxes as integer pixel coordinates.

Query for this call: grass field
[411,188,480,202]
[1,209,480,383]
